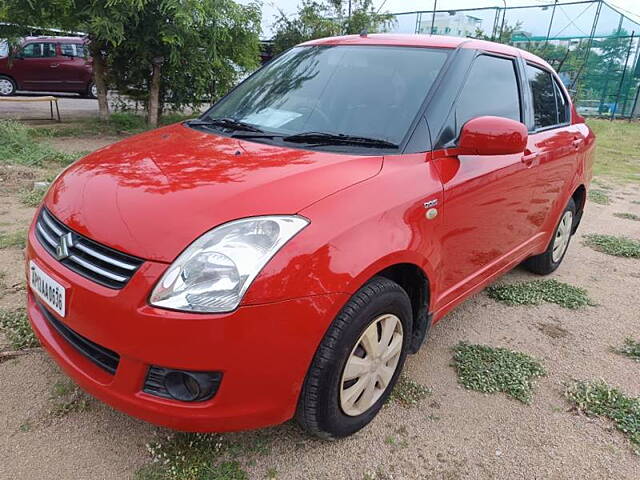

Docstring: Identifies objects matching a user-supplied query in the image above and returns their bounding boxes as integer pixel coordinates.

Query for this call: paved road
[0,92,99,122]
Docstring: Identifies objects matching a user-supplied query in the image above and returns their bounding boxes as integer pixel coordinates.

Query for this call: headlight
[150,216,309,313]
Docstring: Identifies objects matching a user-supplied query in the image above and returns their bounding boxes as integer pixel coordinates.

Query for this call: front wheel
[524,197,576,275]
[296,277,412,439]
[0,75,16,96]
[85,82,97,98]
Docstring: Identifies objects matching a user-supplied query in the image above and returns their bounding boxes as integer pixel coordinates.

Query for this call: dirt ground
[1,133,639,479]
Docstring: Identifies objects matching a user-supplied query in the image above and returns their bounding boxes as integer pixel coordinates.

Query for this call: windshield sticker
[242,108,302,128]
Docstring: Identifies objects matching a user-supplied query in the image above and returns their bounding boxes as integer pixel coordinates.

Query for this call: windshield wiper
[282,132,398,149]
[187,118,264,133]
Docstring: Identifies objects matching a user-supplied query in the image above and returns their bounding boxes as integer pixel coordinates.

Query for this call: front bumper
[25,227,347,432]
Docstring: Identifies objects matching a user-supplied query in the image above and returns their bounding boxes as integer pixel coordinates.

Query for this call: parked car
[0,36,95,97]
[26,34,594,438]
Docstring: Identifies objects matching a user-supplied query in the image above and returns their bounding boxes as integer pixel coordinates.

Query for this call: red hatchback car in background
[0,36,95,97]
[25,34,594,439]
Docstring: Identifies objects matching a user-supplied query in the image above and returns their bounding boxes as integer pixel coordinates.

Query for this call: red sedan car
[25,34,594,438]
[0,36,95,97]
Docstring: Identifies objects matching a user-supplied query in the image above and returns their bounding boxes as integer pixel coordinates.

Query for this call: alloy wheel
[90,83,98,98]
[552,210,573,262]
[0,78,14,96]
[339,313,403,416]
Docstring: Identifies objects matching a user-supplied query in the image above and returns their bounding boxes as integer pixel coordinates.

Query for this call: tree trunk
[148,60,162,127]
[92,48,110,121]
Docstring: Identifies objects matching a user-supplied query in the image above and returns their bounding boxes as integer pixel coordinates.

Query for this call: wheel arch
[571,184,586,234]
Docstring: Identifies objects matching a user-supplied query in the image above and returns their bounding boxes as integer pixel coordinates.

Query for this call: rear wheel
[85,82,97,98]
[0,75,16,96]
[296,276,412,439]
[524,197,576,275]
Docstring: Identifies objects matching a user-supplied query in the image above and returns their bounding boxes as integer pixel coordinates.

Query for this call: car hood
[45,123,382,262]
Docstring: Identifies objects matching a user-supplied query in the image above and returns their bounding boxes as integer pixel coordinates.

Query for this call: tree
[272,0,395,54]
[0,0,261,125]
[0,0,144,120]
[107,0,261,126]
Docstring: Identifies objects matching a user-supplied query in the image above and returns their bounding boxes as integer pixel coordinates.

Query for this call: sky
[250,0,640,37]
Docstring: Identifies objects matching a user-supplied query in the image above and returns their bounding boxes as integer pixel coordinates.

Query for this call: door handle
[50,63,60,68]
[521,152,538,166]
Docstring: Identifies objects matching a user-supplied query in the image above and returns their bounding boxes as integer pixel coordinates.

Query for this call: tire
[0,75,16,96]
[86,82,97,98]
[524,197,576,275]
[296,276,412,439]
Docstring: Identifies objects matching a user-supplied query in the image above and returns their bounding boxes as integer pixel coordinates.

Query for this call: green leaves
[613,338,640,362]
[583,234,640,258]
[452,342,546,404]
[388,376,431,407]
[0,308,39,350]
[566,380,640,448]
[486,279,593,309]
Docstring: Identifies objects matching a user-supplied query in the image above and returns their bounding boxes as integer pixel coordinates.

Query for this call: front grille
[35,208,143,289]
[39,302,120,374]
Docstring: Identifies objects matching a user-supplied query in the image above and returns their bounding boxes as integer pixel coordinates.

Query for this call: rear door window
[554,80,569,125]
[455,55,521,130]
[60,43,86,58]
[526,64,559,129]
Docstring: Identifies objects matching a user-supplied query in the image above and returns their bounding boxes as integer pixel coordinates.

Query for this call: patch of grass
[588,189,611,205]
[265,467,278,480]
[0,230,26,249]
[452,342,546,404]
[486,279,593,309]
[587,119,640,183]
[20,186,48,207]
[0,308,38,349]
[49,379,91,417]
[0,120,70,167]
[31,112,198,140]
[614,212,640,221]
[583,234,640,258]
[388,376,431,407]
[138,433,256,480]
[566,380,640,449]
[613,338,640,362]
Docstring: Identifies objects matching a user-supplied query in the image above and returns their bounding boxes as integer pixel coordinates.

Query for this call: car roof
[23,36,86,43]
[301,34,552,71]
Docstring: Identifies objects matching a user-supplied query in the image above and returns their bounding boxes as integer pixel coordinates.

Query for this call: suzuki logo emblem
[55,232,74,260]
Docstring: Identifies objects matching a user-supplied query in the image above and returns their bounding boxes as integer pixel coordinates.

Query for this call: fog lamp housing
[143,366,222,402]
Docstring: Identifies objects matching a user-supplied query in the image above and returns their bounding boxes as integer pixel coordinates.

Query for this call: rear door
[16,42,61,91]
[522,63,582,236]
[432,53,538,311]
[58,42,92,92]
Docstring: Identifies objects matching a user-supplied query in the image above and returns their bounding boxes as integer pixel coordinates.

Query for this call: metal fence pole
[621,35,640,117]
[630,82,640,121]
[612,31,635,120]
[571,0,603,91]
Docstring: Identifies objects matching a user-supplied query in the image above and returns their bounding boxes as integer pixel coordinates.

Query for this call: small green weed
[49,379,91,417]
[566,380,640,448]
[613,338,640,362]
[0,308,38,350]
[0,230,26,249]
[265,467,278,480]
[583,234,640,258]
[486,279,592,309]
[589,189,611,205]
[388,376,431,407]
[613,212,640,221]
[138,433,255,480]
[452,342,546,404]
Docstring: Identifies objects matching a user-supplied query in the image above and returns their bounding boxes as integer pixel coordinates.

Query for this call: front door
[16,42,62,92]
[433,53,538,312]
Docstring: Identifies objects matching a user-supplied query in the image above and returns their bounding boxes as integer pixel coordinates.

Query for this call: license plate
[29,260,66,317]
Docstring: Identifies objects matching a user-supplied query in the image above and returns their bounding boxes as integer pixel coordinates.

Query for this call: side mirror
[458,116,528,155]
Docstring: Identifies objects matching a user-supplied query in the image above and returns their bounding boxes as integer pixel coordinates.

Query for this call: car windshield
[202,45,449,147]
